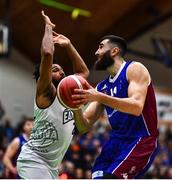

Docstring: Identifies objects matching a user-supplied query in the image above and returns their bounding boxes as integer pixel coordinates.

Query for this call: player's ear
[111,47,120,57]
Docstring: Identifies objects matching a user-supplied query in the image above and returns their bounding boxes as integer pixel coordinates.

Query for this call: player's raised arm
[53,31,89,79]
[36,11,55,99]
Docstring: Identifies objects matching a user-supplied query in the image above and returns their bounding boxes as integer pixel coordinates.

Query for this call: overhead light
[38,0,91,19]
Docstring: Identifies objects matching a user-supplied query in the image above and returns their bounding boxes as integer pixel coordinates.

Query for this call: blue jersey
[9,134,27,179]
[96,61,158,139]
[13,134,27,166]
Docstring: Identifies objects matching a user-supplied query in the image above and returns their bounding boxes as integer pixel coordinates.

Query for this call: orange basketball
[57,75,88,110]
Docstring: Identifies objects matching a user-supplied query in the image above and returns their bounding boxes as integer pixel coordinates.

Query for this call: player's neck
[107,57,125,77]
[22,133,30,140]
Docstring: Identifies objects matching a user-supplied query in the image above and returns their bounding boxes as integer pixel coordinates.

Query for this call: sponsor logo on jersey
[101,84,107,90]
[63,109,74,124]
[29,120,58,150]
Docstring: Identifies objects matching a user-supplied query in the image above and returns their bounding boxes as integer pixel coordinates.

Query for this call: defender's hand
[53,31,70,47]
[41,10,55,28]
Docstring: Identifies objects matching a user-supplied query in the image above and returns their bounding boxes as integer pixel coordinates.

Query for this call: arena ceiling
[0,0,172,74]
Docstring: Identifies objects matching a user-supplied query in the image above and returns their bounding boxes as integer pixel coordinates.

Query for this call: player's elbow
[84,70,90,79]
[80,69,90,79]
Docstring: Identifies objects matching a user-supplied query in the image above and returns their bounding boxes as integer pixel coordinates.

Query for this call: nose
[95,49,99,57]
[60,71,65,77]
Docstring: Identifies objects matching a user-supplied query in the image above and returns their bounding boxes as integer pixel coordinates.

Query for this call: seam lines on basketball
[57,75,82,110]
[70,75,83,89]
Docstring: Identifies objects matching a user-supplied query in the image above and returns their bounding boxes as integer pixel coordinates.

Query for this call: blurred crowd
[1,100,172,179]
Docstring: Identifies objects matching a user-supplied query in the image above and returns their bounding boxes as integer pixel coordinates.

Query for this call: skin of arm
[3,138,19,174]
[73,62,150,118]
[73,101,104,134]
[53,32,89,79]
[65,42,89,79]
[36,11,56,108]
[97,62,150,116]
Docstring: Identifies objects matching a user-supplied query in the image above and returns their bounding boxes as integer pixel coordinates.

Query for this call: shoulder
[128,62,149,73]
[12,137,20,145]
[9,137,20,149]
[127,62,151,84]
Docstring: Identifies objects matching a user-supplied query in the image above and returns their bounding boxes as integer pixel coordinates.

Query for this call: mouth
[62,74,66,78]
[97,55,103,61]
[60,74,66,81]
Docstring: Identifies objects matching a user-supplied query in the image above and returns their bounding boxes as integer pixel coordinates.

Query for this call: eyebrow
[99,43,104,47]
[52,66,59,70]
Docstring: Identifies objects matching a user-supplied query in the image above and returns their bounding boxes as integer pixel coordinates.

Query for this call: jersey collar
[109,61,126,83]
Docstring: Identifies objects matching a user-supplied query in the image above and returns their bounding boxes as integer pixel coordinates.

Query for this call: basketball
[57,75,88,110]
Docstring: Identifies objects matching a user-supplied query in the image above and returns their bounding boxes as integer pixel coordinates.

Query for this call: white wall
[0,48,35,126]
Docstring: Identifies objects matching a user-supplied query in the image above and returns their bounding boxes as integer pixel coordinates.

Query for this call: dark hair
[15,116,33,135]
[20,117,33,132]
[33,58,60,82]
[33,63,40,82]
[100,35,127,57]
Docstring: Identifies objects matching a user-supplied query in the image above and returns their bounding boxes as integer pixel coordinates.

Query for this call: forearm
[3,156,15,171]
[73,109,91,134]
[40,24,54,78]
[38,24,54,93]
[41,24,54,57]
[65,43,89,78]
[98,92,143,116]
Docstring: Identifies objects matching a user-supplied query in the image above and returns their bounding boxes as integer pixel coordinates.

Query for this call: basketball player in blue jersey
[73,35,158,179]
[3,118,33,178]
[17,11,89,179]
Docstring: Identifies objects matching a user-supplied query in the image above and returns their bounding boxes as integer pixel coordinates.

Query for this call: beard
[94,50,114,70]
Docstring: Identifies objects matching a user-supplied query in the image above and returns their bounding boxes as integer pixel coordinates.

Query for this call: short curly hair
[33,58,59,82]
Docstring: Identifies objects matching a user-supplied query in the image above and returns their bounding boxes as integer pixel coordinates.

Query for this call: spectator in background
[59,160,75,179]
[3,117,33,178]
[74,168,84,179]
[0,100,5,120]
[3,118,14,143]
[0,148,5,178]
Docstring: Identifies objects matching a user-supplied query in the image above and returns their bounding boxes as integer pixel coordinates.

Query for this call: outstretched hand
[53,31,71,47]
[41,10,55,28]
[72,82,100,105]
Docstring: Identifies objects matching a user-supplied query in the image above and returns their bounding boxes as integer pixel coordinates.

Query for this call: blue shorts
[92,136,158,179]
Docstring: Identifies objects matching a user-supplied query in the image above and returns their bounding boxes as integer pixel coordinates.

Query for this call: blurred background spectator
[0,100,5,121]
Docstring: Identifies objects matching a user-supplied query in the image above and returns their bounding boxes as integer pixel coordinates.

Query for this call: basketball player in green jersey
[17,11,89,179]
